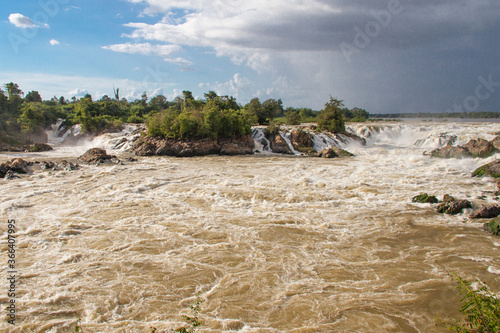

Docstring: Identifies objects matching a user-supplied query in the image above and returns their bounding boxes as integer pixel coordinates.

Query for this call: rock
[132,135,255,157]
[472,160,500,178]
[462,138,496,158]
[40,161,56,170]
[412,193,439,204]
[484,218,500,236]
[0,158,30,178]
[436,197,472,215]
[78,148,114,164]
[430,145,471,159]
[4,170,20,180]
[331,146,355,157]
[60,160,79,171]
[269,134,293,154]
[29,142,53,152]
[491,135,500,150]
[290,129,314,149]
[470,205,500,219]
[317,148,337,158]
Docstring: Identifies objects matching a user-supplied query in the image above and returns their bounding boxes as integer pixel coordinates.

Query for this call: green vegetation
[317,97,346,133]
[412,193,439,204]
[445,274,500,333]
[0,82,368,148]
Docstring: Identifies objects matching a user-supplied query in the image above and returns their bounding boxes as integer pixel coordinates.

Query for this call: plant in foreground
[445,273,500,333]
[174,294,203,333]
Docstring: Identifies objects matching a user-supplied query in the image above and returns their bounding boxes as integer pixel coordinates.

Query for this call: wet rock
[331,146,355,157]
[4,170,20,180]
[317,148,337,158]
[430,145,471,159]
[436,196,472,215]
[0,158,30,178]
[484,218,500,236]
[470,205,500,219]
[462,138,496,158]
[78,148,114,164]
[290,129,314,149]
[412,193,439,204]
[491,135,500,150]
[60,160,79,171]
[268,133,293,154]
[29,142,53,152]
[472,160,500,178]
[40,161,56,170]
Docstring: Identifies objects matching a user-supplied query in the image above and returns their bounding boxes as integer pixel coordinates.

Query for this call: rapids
[1,121,499,332]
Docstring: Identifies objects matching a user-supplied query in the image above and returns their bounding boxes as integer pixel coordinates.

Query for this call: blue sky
[1,0,500,113]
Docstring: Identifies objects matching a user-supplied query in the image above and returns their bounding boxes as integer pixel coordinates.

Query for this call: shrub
[317,97,345,133]
[446,274,500,333]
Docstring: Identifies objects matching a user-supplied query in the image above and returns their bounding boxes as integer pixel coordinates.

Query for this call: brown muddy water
[0,122,499,332]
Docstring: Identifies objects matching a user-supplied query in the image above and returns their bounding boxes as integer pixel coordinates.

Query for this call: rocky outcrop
[29,143,53,152]
[489,135,500,150]
[472,160,500,178]
[470,205,500,219]
[290,129,315,154]
[430,144,471,159]
[78,148,119,164]
[0,158,31,178]
[317,147,354,158]
[436,195,472,215]
[267,133,293,155]
[132,135,255,157]
[412,193,439,204]
[430,137,498,159]
[462,139,496,158]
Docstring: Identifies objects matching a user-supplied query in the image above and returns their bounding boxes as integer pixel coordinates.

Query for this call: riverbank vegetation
[0,82,367,147]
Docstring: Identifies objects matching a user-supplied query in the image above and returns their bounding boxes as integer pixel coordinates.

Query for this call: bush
[445,274,500,333]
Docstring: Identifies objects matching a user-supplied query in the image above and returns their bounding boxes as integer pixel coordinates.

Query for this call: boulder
[317,148,337,158]
[412,193,439,204]
[470,205,500,219]
[490,135,500,150]
[29,143,53,152]
[290,129,314,149]
[269,134,293,154]
[484,218,500,236]
[331,146,355,157]
[430,145,471,159]
[436,196,472,215]
[462,138,496,158]
[472,160,500,178]
[0,158,30,178]
[78,148,114,164]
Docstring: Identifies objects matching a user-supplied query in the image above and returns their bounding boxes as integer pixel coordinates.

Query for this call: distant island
[0,82,368,151]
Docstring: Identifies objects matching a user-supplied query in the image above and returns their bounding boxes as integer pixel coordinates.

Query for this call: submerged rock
[484,218,500,236]
[429,137,497,159]
[472,160,500,178]
[491,135,500,150]
[317,147,354,158]
[436,196,472,215]
[470,205,500,219]
[412,193,439,204]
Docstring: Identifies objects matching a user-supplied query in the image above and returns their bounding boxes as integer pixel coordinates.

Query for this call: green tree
[17,103,45,133]
[317,97,345,133]
[285,110,301,125]
[149,95,168,111]
[25,91,43,103]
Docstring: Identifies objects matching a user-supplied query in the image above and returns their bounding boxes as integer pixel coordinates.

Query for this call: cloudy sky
[1,0,499,113]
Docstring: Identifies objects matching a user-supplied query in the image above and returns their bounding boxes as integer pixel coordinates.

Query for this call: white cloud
[50,39,60,46]
[199,73,253,99]
[9,13,49,29]
[102,42,192,66]
[9,13,37,28]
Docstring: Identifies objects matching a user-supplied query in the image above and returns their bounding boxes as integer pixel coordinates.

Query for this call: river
[0,121,499,332]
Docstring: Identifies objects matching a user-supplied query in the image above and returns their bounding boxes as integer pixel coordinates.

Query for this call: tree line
[0,82,368,145]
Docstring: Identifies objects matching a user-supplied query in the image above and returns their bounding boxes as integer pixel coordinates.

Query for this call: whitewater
[1,121,499,332]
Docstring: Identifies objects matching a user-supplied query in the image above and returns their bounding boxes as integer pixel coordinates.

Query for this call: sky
[1,0,500,114]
